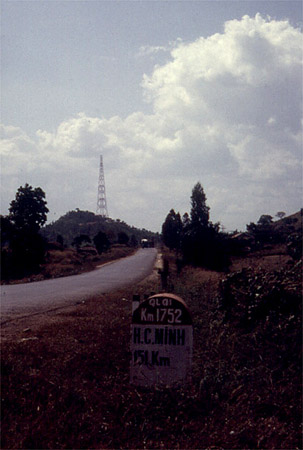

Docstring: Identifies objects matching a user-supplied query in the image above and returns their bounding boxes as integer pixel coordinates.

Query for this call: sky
[1,0,302,232]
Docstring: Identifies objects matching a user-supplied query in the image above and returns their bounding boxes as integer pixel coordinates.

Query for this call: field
[1,244,302,449]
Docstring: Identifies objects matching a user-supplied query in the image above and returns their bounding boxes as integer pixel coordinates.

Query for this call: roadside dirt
[1,246,302,449]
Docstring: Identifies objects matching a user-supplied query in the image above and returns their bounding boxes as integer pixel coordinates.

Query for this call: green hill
[40,210,158,247]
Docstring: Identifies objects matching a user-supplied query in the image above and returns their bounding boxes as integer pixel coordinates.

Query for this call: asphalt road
[1,248,157,322]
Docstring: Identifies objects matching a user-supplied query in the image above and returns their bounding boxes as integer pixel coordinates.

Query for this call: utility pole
[96,155,109,217]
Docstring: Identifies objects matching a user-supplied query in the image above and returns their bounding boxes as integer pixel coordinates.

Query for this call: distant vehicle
[141,238,154,248]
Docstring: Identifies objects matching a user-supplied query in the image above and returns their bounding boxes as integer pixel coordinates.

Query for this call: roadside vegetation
[1,238,301,448]
[162,182,302,273]
[1,181,302,448]
[1,184,158,283]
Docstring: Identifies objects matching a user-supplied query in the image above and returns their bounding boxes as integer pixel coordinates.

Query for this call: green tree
[9,183,49,233]
[2,184,49,280]
[72,234,91,250]
[93,231,110,254]
[190,182,209,229]
[130,234,138,248]
[247,215,275,243]
[162,209,183,250]
[182,212,190,229]
[118,232,129,246]
[181,183,229,270]
[257,215,273,226]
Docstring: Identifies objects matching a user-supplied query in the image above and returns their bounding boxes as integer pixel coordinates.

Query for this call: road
[1,248,157,322]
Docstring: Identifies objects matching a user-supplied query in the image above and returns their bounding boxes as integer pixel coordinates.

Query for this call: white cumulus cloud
[1,14,302,231]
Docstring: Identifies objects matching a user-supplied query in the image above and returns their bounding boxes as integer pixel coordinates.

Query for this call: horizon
[1,1,302,233]
[41,205,302,236]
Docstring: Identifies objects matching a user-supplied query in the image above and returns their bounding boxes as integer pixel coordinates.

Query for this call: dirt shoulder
[1,247,302,449]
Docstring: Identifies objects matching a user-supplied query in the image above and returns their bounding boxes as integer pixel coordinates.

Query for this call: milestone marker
[130,293,193,387]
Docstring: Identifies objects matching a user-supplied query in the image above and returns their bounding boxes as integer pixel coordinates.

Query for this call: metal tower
[96,155,109,217]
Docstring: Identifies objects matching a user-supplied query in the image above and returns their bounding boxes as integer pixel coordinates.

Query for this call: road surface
[1,248,157,322]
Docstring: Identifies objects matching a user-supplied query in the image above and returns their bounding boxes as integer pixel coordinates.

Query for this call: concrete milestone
[130,293,193,387]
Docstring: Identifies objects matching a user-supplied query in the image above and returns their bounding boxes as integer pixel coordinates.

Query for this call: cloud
[137,39,183,57]
[1,14,302,231]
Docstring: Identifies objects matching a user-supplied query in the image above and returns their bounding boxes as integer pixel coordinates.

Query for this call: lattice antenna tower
[96,155,109,217]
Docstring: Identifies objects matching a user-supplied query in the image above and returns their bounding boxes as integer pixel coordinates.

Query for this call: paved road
[1,248,157,321]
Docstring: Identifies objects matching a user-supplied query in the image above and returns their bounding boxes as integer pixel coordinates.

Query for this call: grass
[3,245,135,284]
[1,247,302,449]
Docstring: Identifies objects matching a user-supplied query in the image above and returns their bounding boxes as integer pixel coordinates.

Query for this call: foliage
[1,223,47,280]
[257,214,273,226]
[286,233,302,260]
[9,231,46,278]
[182,212,190,228]
[276,211,286,220]
[0,216,14,246]
[1,184,49,280]
[41,209,158,247]
[93,231,110,254]
[130,234,138,248]
[190,182,209,228]
[2,251,301,449]
[247,214,277,247]
[117,231,129,246]
[9,184,48,233]
[162,183,230,271]
[162,209,183,250]
[182,224,230,271]
[72,234,91,249]
[56,234,64,246]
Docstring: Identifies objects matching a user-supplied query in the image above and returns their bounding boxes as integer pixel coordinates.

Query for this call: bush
[2,230,47,280]
[93,231,110,254]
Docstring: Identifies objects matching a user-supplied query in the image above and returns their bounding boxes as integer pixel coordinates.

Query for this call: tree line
[2,182,300,281]
[162,182,231,271]
[41,209,156,247]
[1,184,157,281]
[162,183,302,271]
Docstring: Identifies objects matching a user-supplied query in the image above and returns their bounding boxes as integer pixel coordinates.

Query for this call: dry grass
[1,247,302,449]
[3,246,135,284]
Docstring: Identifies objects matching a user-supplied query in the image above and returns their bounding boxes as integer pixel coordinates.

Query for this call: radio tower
[96,155,109,217]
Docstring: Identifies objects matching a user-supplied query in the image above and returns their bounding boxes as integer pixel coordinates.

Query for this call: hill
[272,209,302,234]
[41,209,158,246]
[233,209,302,258]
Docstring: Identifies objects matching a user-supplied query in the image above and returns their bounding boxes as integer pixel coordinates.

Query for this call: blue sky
[1,1,302,231]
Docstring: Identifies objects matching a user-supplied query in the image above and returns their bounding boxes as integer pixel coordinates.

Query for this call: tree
[190,182,209,228]
[181,183,229,270]
[9,183,49,233]
[161,183,231,271]
[118,232,129,246]
[2,185,49,279]
[72,234,91,249]
[130,234,138,248]
[182,212,190,228]
[56,234,64,246]
[162,209,183,250]
[276,211,286,220]
[257,215,273,226]
[0,216,15,247]
[10,231,46,277]
[247,214,275,246]
[93,231,110,254]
